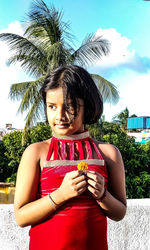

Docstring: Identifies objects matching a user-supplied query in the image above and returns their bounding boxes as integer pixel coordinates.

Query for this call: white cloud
[95,28,135,67]
[94,28,150,74]
[0,21,24,35]
[91,28,150,122]
[121,74,150,116]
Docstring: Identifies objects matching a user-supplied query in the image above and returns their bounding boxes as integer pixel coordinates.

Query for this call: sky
[0,0,150,129]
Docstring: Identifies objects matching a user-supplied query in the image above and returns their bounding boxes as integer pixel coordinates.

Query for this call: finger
[86,172,104,182]
[77,186,87,195]
[73,175,87,184]
[87,171,103,178]
[76,180,87,190]
[87,170,96,173]
[68,170,80,179]
[71,170,88,179]
[87,185,100,198]
[87,179,102,190]
[70,180,87,196]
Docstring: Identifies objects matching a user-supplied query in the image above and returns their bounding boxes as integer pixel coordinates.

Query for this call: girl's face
[46,87,84,135]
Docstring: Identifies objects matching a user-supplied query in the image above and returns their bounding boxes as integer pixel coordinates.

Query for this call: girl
[14,65,126,250]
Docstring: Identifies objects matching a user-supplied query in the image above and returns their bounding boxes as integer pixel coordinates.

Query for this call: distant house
[0,128,6,140]
[127,117,150,144]
[0,124,23,140]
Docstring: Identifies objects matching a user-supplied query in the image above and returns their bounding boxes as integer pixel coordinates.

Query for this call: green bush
[0,140,9,182]
[1,123,51,183]
[1,131,24,183]
[27,122,52,144]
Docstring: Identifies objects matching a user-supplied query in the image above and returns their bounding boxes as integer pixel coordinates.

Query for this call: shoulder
[93,139,121,158]
[93,139,123,169]
[18,139,52,174]
[99,142,121,160]
[25,139,50,152]
[21,139,51,163]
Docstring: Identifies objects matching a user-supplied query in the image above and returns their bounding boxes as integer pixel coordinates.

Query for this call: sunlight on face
[46,87,84,135]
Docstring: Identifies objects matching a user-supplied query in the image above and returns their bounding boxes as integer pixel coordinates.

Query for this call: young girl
[14,65,126,250]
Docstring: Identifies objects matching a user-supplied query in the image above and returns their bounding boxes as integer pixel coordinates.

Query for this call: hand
[58,171,87,202]
[86,171,105,200]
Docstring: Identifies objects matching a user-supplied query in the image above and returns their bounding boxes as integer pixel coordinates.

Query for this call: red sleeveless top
[29,131,108,250]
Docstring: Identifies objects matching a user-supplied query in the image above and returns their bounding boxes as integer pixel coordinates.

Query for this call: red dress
[29,131,108,250]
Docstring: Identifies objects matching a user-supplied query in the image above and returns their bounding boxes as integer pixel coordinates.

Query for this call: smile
[55,124,70,128]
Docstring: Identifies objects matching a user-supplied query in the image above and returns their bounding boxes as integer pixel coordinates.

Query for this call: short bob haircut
[40,65,103,124]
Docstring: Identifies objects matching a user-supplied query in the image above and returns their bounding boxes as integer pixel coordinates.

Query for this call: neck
[52,129,90,141]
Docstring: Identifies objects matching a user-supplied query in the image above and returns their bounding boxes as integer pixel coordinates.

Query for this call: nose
[56,107,66,121]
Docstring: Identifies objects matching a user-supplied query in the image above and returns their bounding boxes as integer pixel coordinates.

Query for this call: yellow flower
[77,161,88,171]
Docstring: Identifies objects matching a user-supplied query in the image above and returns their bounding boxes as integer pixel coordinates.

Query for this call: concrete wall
[0,199,150,250]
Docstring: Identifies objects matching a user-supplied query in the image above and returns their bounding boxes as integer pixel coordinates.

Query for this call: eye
[47,104,56,111]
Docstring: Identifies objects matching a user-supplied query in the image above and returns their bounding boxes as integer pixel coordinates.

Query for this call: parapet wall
[0,199,150,250]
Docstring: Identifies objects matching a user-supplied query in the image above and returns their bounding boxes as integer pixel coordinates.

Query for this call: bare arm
[87,143,126,221]
[14,143,87,227]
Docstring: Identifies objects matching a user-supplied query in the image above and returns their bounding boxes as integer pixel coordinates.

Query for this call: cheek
[75,109,84,125]
[79,108,84,123]
[46,110,50,122]
[47,110,54,123]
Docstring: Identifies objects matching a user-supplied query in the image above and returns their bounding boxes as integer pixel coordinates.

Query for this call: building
[0,124,23,140]
[127,117,150,144]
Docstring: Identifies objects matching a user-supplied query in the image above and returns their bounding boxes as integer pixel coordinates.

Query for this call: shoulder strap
[69,141,75,160]
[46,137,54,161]
[85,139,93,159]
[89,138,103,160]
[61,141,66,160]
[54,139,59,160]
[77,141,84,160]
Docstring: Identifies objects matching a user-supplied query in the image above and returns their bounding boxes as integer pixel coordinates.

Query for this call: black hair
[40,65,103,124]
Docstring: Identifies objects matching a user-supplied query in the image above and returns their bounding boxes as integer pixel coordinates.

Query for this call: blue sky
[0,0,150,128]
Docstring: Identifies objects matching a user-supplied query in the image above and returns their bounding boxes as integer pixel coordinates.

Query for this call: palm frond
[0,33,44,56]
[91,74,119,104]
[72,33,110,67]
[25,0,73,45]
[17,77,45,114]
[9,53,47,76]
[0,33,47,76]
[22,94,44,144]
[45,41,73,70]
[24,95,43,129]
[9,81,32,101]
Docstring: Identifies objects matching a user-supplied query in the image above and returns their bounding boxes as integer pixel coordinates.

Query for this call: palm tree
[112,107,129,131]
[112,107,137,131]
[0,0,119,140]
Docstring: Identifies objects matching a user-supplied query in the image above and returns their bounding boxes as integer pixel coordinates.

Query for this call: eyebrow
[46,102,56,104]
[46,101,74,106]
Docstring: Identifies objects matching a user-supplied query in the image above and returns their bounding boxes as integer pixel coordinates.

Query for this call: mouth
[55,123,70,129]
